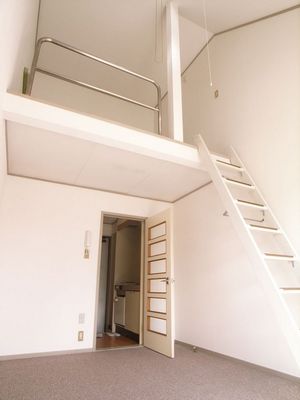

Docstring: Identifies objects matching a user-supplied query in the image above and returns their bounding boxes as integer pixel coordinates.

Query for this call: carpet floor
[0,344,299,400]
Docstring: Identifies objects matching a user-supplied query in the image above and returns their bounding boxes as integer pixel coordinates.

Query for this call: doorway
[95,215,143,350]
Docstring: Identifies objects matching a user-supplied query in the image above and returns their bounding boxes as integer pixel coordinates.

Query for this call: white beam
[166,1,183,142]
[3,93,204,170]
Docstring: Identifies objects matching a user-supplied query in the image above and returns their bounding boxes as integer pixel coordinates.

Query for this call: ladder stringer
[196,134,300,369]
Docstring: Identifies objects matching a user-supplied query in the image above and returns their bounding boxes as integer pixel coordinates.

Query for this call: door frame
[93,211,145,351]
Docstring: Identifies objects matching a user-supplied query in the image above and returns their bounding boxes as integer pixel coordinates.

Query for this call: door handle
[160,277,174,284]
[160,277,169,284]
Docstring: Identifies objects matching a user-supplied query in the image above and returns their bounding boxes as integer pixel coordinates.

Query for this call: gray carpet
[0,344,299,400]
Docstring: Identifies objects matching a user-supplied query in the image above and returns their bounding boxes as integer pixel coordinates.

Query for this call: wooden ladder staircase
[196,134,300,367]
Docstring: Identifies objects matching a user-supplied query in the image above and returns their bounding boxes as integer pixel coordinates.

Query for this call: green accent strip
[22,67,29,94]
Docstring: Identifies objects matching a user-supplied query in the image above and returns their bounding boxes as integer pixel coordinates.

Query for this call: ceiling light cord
[155,0,163,63]
[202,0,213,87]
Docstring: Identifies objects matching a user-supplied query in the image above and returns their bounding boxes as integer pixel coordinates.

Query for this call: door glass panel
[148,297,167,314]
[149,222,166,240]
[149,258,166,274]
[149,240,166,257]
[148,278,166,293]
[148,316,167,335]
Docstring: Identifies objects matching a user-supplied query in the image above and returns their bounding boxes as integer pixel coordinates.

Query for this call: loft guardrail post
[26,37,162,135]
[26,37,46,95]
[156,85,162,136]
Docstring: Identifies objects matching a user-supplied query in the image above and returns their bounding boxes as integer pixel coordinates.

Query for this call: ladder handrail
[26,37,162,134]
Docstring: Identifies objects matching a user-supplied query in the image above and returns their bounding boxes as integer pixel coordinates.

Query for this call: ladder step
[264,253,295,261]
[248,224,280,233]
[211,153,231,163]
[215,159,243,171]
[280,288,300,293]
[236,199,267,209]
[223,176,255,189]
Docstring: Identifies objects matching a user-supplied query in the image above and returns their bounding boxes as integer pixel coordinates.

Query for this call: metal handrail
[26,37,162,134]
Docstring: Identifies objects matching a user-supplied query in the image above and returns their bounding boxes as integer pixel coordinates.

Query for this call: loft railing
[26,37,162,134]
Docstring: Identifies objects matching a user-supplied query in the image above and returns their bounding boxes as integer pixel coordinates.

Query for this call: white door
[143,208,174,358]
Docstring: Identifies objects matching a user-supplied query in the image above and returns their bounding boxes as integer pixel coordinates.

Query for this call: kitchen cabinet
[125,291,140,334]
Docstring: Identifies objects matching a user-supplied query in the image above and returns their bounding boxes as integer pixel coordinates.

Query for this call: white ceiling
[177,0,299,33]
[6,121,210,202]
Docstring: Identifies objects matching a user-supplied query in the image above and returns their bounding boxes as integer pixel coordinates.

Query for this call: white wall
[0,0,39,96]
[102,223,113,237]
[0,117,6,203]
[161,17,213,137]
[32,75,158,133]
[175,10,300,376]
[0,0,39,202]
[0,176,169,356]
[181,8,300,253]
[33,1,212,136]
[114,225,141,284]
[34,4,158,133]
[174,184,300,377]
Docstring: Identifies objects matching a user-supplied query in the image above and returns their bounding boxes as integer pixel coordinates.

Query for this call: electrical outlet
[78,313,85,324]
[78,331,84,341]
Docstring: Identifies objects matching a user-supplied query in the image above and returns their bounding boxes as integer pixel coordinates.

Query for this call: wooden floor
[96,334,138,349]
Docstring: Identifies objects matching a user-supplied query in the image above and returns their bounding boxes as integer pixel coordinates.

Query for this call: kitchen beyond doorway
[95,215,143,350]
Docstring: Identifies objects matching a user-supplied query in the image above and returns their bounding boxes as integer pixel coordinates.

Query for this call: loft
[3,2,211,203]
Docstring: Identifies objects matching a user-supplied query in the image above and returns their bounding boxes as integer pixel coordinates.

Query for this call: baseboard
[116,325,139,343]
[175,340,300,383]
[0,347,93,361]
